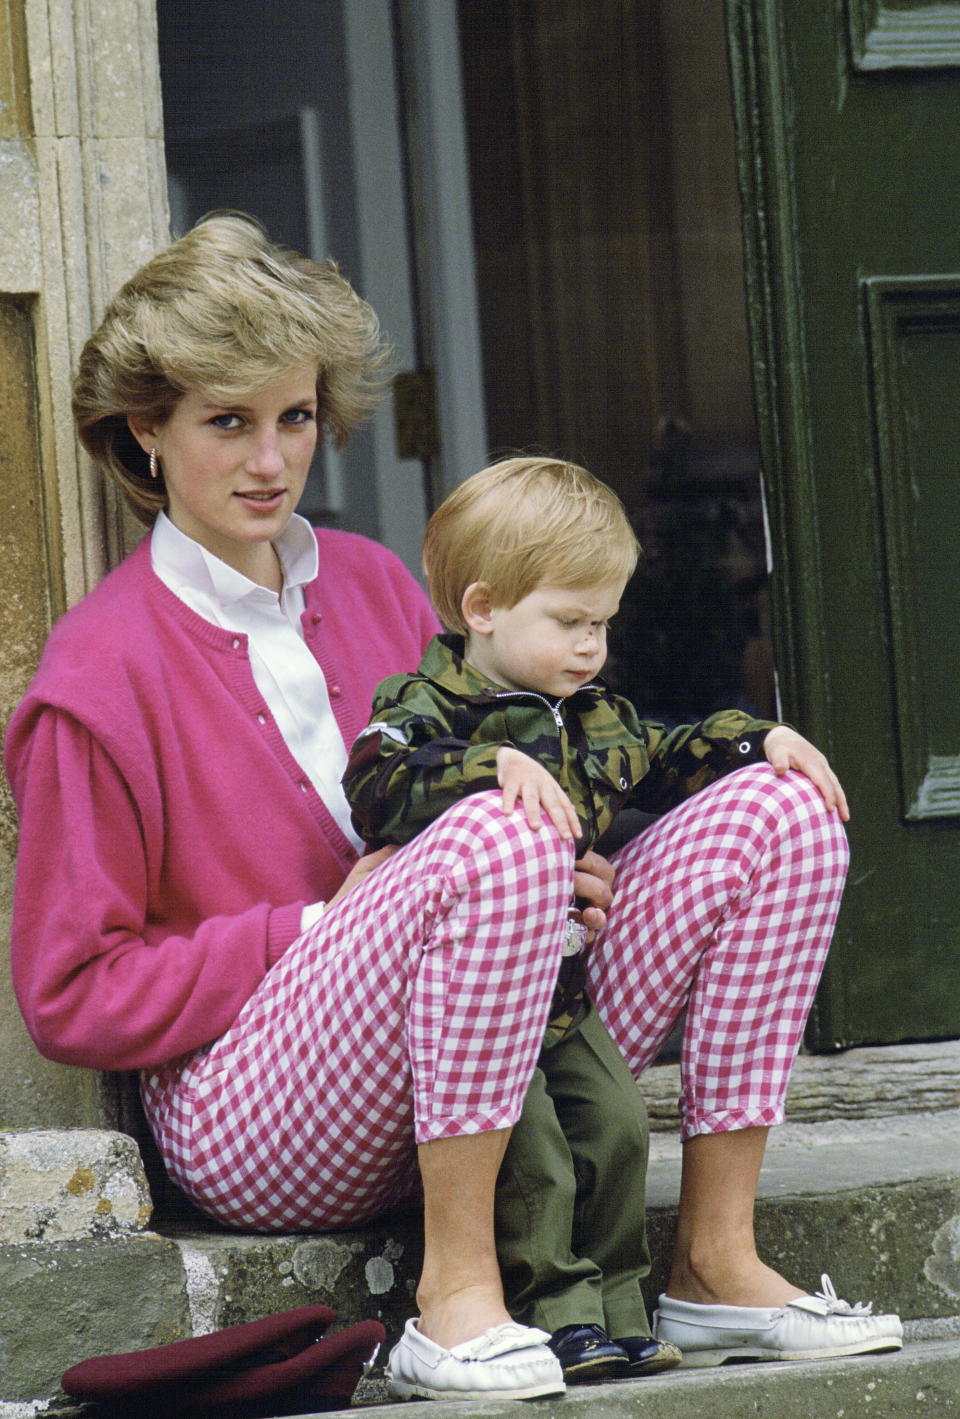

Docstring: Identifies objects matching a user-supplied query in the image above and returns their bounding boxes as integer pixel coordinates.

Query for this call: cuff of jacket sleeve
[266,902,308,967]
[732,728,775,764]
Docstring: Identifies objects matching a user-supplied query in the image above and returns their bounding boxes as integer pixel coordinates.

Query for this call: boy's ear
[461,581,495,635]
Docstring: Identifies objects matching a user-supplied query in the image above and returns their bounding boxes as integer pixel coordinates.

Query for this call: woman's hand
[573,849,616,939]
[497,746,582,840]
[763,726,850,821]
[327,844,399,910]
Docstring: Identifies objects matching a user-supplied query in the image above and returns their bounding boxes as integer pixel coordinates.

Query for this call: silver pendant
[562,913,587,957]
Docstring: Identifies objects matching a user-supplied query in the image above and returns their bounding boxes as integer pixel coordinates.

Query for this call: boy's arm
[628,704,779,814]
[342,677,503,845]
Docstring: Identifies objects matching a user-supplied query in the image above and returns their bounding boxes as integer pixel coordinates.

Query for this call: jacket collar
[422,633,603,705]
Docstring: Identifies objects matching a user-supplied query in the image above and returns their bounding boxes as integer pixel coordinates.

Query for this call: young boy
[342,457,781,1383]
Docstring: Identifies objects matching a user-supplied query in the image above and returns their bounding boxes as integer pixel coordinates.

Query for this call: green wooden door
[726,0,960,1047]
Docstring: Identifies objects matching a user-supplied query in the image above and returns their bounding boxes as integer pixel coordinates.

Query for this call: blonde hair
[423,457,640,633]
[72,212,389,525]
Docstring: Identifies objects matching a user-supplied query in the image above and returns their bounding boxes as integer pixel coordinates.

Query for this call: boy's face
[464,580,625,698]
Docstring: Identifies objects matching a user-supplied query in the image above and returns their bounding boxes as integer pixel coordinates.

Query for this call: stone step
[155,1110,960,1355]
[640,1037,960,1130]
[322,1332,960,1419]
[3,1087,959,1412]
[644,1108,960,1313]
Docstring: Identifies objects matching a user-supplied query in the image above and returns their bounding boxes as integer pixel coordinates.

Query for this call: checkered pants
[141,766,847,1231]
[590,764,849,1137]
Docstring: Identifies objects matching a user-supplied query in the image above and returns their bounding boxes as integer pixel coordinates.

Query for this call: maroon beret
[61,1304,385,1417]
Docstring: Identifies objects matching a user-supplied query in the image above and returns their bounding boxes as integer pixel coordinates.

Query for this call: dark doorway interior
[458,0,774,724]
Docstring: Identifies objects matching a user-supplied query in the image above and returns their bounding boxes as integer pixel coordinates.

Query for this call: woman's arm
[8,709,305,1071]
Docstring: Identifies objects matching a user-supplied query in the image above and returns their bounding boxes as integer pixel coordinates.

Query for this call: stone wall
[0,0,169,1130]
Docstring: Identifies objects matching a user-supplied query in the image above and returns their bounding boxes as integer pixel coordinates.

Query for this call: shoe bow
[449,1324,552,1362]
[791,1273,874,1318]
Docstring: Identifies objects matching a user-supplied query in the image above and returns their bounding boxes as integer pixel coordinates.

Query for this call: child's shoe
[614,1335,683,1375]
[548,1324,630,1382]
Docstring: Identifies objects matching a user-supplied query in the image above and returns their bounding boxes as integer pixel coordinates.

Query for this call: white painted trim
[299,104,346,514]
[341,0,428,572]
[399,0,489,495]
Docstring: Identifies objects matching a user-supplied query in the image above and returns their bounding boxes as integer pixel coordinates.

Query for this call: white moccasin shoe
[653,1274,903,1367]
[386,1318,566,1400]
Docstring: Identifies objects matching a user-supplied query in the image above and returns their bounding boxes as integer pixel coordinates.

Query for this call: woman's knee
[421,789,577,885]
[725,764,849,862]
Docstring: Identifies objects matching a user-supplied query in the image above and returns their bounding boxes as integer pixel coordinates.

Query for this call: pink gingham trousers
[141,765,847,1231]
[590,764,849,1137]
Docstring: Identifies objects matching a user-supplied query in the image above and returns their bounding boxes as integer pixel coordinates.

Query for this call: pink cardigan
[5,530,438,1071]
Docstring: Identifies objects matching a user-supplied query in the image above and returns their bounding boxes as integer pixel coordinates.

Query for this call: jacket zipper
[490,685,598,733]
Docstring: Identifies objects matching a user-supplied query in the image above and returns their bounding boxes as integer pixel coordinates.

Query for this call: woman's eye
[210,413,242,430]
[282,407,316,425]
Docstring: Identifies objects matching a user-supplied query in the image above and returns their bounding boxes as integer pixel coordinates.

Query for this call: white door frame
[339,0,487,571]
[397,0,489,499]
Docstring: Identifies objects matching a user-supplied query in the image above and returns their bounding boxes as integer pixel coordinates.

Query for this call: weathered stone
[0,1129,152,1242]
[0,0,31,142]
[1,0,169,1137]
[645,1110,960,1318]
[0,1112,958,1408]
[926,1211,960,1302]
[0,1234,190,1404]
[640,1038,960,1130]
[313,1337,960,1417]
[167,1210,425,1340]
[0,141,40,290]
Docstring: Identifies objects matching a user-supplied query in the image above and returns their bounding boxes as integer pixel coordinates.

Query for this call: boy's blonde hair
[423,457,640,633]
[72,212,388,525]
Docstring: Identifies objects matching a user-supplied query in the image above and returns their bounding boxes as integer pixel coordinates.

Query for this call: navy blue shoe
[614,1335,683,1375]
[548,1324,630,1383]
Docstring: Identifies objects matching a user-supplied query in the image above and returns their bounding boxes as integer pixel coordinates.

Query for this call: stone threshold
[639,1037,960,1130]
[3,1043,960,1410]
[330,1334,960,1419]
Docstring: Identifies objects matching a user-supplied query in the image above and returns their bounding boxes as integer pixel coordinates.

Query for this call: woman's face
[129,366,318,581]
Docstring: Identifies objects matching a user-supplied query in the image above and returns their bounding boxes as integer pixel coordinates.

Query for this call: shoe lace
[813,1273,874,1316]
[452,1323,549,1361]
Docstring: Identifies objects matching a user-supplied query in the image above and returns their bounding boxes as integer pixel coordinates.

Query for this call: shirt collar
[151,512,318,606]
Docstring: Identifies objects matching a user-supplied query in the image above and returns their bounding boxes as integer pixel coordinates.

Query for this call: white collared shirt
[151,512,363,868]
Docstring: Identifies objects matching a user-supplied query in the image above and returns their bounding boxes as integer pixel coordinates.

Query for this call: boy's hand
[763,726,850,821]
[497,746,582,840]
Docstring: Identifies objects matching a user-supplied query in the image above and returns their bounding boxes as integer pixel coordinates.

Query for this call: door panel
[727,0,960,1046]
[865,279,960,822]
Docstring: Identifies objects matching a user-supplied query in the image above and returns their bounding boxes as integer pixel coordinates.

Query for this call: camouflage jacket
[343,633,776,854]
[343,633,777,1047]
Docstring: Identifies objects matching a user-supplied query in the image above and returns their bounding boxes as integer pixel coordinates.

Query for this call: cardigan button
[299,780,309,792]
[232,637,241,650]
[257,713,267,725]
[312,612,323,624]
[330,684,342,698]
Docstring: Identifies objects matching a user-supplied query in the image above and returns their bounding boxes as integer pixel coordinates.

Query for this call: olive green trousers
[494,1001,653,1339]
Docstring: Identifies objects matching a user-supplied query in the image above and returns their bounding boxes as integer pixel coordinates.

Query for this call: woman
[5,215,899,1404]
